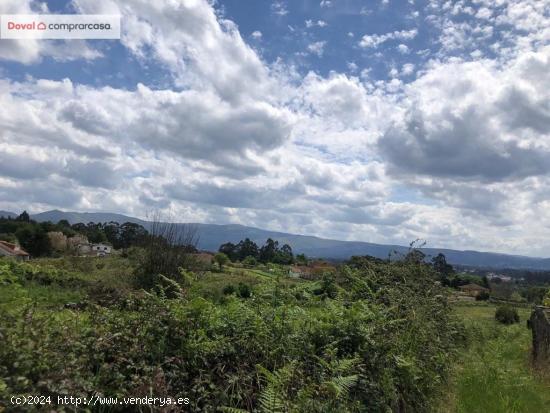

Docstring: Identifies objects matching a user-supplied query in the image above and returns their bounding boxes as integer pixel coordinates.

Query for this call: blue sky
[0,0,549,256]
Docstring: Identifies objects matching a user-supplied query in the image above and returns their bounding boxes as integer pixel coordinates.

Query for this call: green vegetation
[0,252,465,412]
[447,304,550,413]
[219,238,295,264]
[214,252,230,270]
[2,233,549,412]
[494,305,520,325]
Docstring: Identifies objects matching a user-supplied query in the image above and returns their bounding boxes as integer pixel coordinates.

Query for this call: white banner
[0,14,121,39]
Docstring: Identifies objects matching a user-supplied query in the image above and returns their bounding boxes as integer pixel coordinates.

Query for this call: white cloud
[359,29,418,48]
[251,30,263,39]
[347,62,358,72]
[401,63,415,75]
[271,1,288,16]
[306,19,328,28]
[397,44,410,54]
[1,0,550,256]
[307,41,327,57]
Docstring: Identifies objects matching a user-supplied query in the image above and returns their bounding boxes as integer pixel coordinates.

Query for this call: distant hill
[0,211,16,219]
[2,209,548,270]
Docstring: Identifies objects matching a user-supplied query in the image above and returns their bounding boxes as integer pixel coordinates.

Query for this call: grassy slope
[446,304,550,413]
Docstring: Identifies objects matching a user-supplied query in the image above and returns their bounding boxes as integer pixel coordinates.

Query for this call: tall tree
[274,243,294,264]
[259,238,278,263]
[237,238,259,261]
[15,224,52,257]
[431,253,454,277]
[16,211,30,222]
[219,242,237,261]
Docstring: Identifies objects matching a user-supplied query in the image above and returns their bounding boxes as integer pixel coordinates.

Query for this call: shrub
[495,305,519,324]
[242,255,257,266]
[214,252,229,270]
[237,282,251,298]
[222,284,236,295]
[475,291,490,301]
[133,218,198,290]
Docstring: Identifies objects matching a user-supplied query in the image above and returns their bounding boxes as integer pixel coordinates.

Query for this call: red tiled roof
[0,241,30,256]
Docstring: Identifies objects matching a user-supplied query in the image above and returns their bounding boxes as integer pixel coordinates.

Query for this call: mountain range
[1,209,549,270]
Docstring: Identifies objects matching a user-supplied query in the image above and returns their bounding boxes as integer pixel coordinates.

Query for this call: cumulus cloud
[1,0,550,256]
[380,48,550,182]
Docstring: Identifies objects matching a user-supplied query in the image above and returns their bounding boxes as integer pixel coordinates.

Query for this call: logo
[0,14,121,40]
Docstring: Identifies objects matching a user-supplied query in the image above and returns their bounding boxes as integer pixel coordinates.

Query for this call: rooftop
[0,240,30,256]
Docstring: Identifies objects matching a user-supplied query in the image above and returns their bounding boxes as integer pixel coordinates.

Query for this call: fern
[256,364,294,413]
[324,374,359,399]
[156,273,185,298]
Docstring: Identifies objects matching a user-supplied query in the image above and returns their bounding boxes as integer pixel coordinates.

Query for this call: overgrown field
[0,255,465,412]
[446,304,550,413]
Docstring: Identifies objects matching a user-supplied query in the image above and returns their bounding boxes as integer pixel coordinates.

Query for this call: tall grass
[449,305,550,413]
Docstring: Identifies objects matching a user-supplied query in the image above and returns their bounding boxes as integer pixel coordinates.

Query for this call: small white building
[91,243,112,256]
[77,242,112,256]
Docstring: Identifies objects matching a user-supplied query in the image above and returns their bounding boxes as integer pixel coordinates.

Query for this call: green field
[446,304,550,413]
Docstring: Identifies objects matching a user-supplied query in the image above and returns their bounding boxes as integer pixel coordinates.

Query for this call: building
[91,243,112,256]
[77,242,112,257]
[0,241,30,260]
[486,273,512,282]
[458,283,489,297]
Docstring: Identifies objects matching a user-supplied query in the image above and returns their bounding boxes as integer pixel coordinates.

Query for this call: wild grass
[446,304,550,413]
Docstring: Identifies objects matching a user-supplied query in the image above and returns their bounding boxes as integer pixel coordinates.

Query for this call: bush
[237,282,251,298]
[495,305,519,324]
[242,255,257,266]
[222,284,236,295]
[475,291,490,301]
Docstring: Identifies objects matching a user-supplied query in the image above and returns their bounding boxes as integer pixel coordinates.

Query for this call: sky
[0,0,549,256]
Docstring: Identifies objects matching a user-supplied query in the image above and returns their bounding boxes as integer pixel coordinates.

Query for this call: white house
[77,242,112,256]
[91,243,112,256]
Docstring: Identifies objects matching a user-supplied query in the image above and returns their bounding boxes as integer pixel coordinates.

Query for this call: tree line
[218,238,300,265]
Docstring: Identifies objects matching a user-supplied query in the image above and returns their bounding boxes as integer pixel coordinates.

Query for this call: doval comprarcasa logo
[0,14,120,39]
[7,21,47,30]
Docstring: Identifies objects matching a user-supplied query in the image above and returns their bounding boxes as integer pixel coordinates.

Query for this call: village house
[486,273,512,282]
[92,243,112,256]
[458,283,490,297]
[0,241,30,260]
[77,242,112,257]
